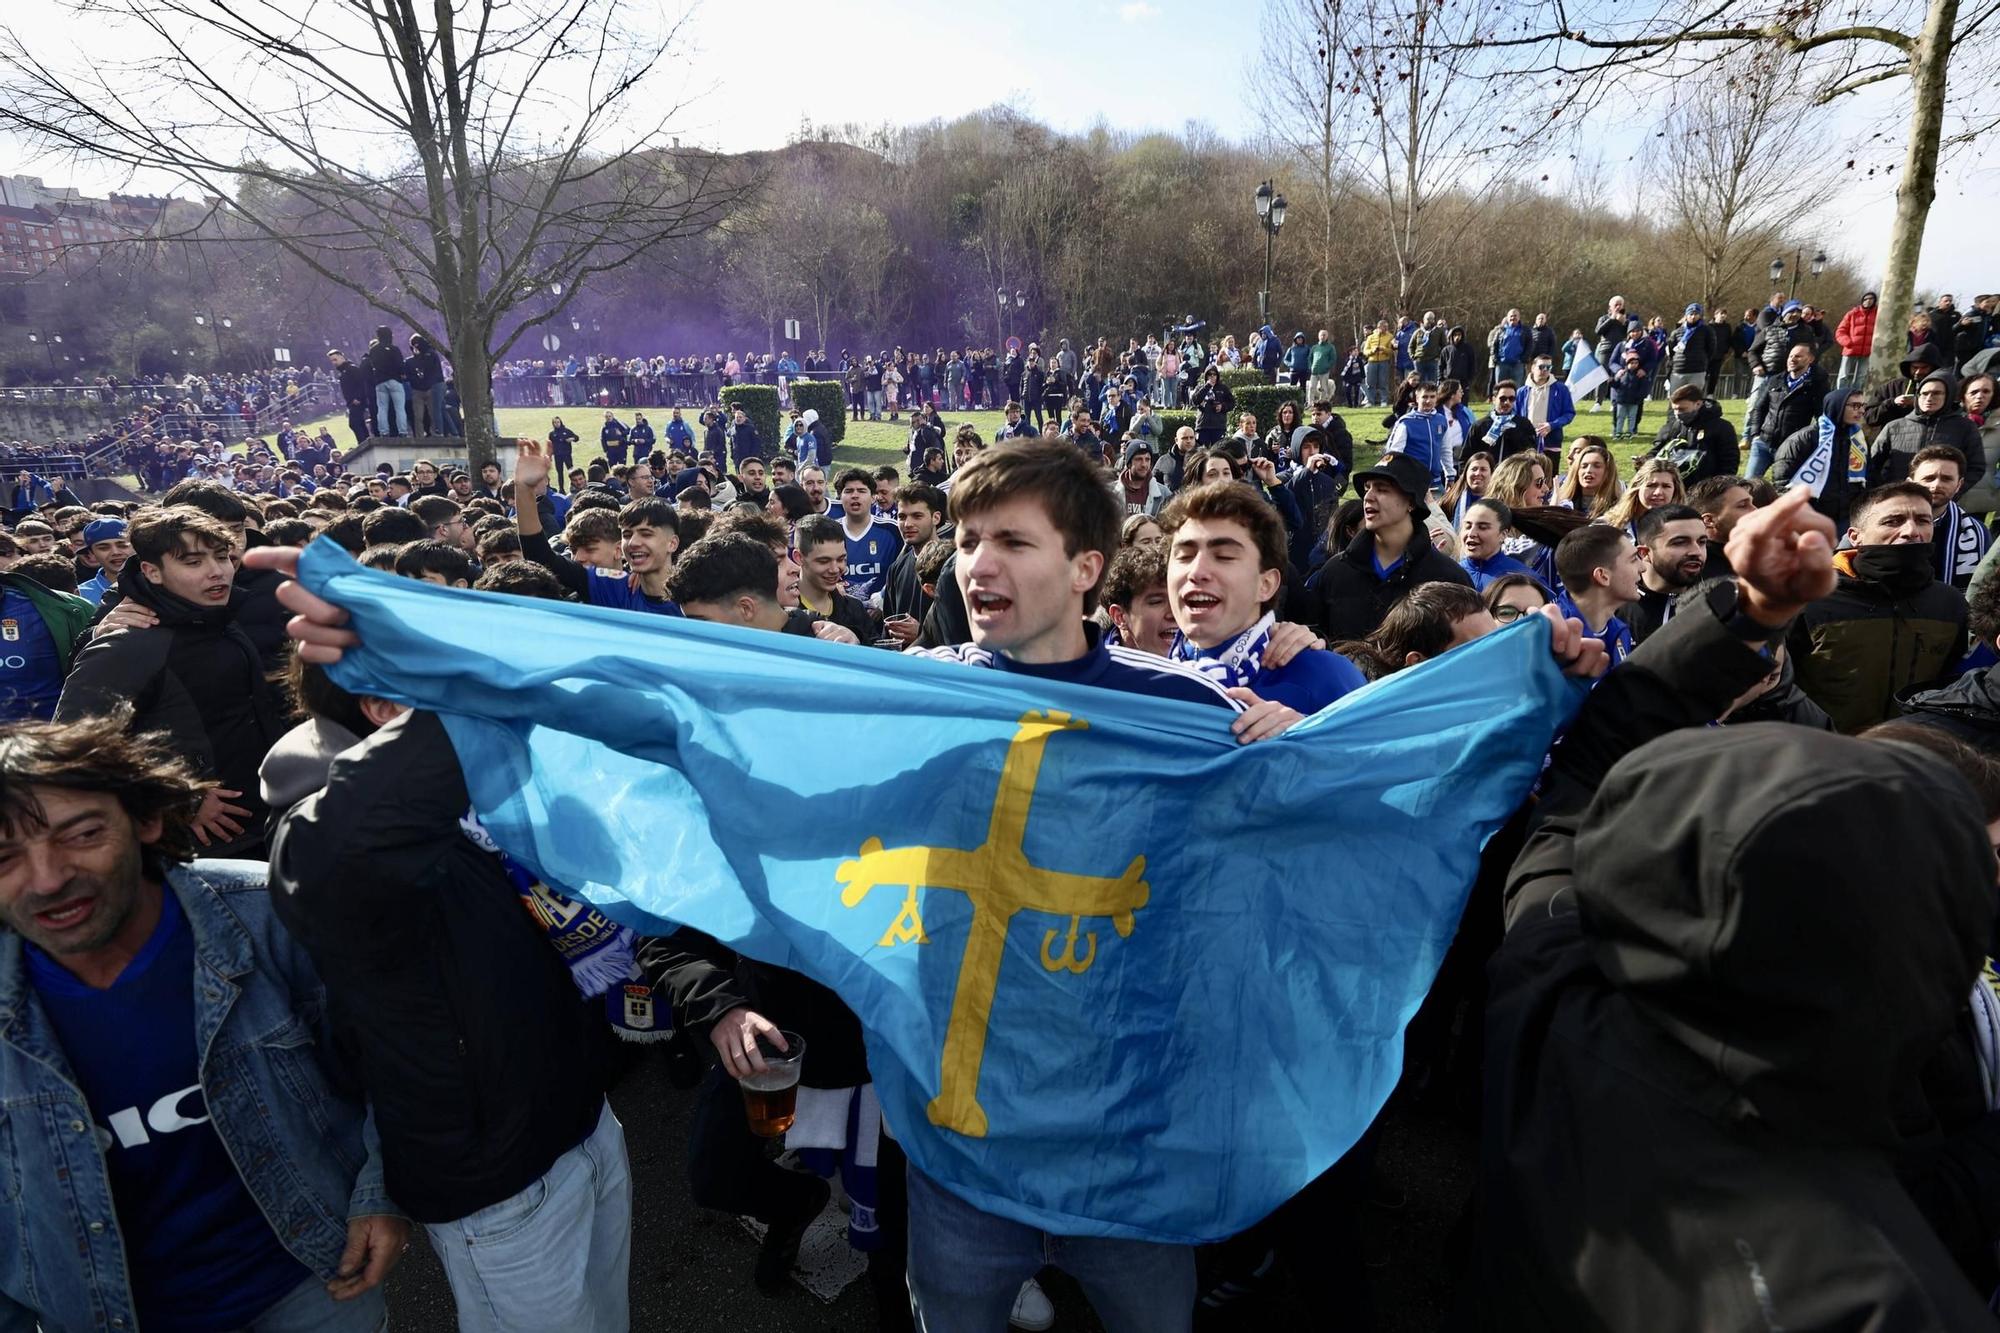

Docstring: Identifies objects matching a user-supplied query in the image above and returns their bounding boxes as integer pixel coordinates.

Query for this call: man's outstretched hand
[1724,485,1836,627]
[242,546,359,665]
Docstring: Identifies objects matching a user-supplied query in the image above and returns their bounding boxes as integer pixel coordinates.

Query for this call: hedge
[1231,385,1308,437]
[1217,368,1267,390]
[719,384,780,457]
[789,380,848,446]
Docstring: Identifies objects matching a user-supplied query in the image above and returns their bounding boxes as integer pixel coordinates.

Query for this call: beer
[740,1068,801,1137]
[738,1029,805,1138]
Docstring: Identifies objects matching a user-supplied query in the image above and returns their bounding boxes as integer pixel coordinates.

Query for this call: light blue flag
[296,540,1586,1245]
[1566,343,1609,398]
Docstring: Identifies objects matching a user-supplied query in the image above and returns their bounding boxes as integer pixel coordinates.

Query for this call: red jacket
[1835,302,1879,356]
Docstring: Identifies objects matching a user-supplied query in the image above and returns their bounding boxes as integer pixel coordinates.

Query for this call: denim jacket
[0,860,394,1333]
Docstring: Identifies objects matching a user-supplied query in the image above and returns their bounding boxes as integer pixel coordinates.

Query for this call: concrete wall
[0,400,120,442]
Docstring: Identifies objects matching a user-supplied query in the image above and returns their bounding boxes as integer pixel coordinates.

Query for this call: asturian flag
[1566,340,1610,398]
[295,540,1587,1245]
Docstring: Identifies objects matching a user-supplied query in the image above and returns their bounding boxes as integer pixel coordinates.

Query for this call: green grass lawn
[247,398,1754,479]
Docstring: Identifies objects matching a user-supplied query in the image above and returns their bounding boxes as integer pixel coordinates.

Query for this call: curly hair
[0,711,207,866]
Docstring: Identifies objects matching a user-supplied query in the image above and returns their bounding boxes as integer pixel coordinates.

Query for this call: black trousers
[685,1067,912,1329]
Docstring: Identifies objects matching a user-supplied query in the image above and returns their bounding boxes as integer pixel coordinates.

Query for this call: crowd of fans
[0,282,1998,1333]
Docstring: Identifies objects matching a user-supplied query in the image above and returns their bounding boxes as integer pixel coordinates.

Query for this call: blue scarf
[1820,413,1865,489]
[1169,611,1275,690]
[461,811,672,1043]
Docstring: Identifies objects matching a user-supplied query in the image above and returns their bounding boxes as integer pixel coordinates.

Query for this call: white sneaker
[1010,1277,1055,1331]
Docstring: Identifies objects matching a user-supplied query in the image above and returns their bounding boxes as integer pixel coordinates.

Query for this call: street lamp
[1255,180,1286,325]
[26,331,62,370]
[1772,248,1827,301]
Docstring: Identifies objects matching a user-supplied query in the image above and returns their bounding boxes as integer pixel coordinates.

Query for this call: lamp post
[193,312,234,360]
[1770,249,1829,302]
[26,331,61,371]
[1254,180,1287,326]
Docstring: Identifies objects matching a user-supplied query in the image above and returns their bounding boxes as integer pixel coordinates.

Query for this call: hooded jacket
[1866,343,1949,434]
[1788,545,1968,733]
[55,562,284,857]
[1770,387,1866,531]
[1473,711,1996,1331]
[1870,372,1986,488]
[1642,398,1740,486]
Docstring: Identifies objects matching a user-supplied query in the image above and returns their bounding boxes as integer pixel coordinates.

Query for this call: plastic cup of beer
[739,1030,806,1138]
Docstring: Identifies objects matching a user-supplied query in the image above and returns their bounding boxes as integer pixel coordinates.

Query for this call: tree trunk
[1869,0,1955,382]
[456,337,498,472]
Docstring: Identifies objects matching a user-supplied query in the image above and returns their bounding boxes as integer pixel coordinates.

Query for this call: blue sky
[5,0,1993,294]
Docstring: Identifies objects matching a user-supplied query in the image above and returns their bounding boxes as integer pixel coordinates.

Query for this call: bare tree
[0,0,750,465]
[1649,57,1818,313]
[1323,0,1548,315]
[1253,0,1354,327]
[1466,0,2000,379]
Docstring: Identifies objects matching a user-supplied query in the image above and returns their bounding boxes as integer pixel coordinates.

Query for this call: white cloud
[1118,2,1161,21]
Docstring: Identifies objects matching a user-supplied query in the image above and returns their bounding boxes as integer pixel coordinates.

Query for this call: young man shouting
[1159,481,1367,713]
[832,468,903,602]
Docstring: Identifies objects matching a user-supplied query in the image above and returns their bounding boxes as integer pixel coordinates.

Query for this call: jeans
[374,380,407,437]
[1612,402,1640,438]
[866,389,884,419]
[1839,354,1869,389]
[245,1276,386,1332]
[1415,358,1439,385]
[1364,361,1392,407]
[1743,374,1772,434]
[425,1101,631,1333]
[905,1165,1193,1333]
[1669,372,1705,395]
[1493,360,1524,390]
[1745,437,1775,479]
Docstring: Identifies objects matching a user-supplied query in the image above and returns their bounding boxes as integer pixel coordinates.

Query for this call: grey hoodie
[259,716,365,814]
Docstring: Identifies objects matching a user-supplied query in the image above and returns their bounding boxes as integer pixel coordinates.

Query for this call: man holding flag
[245,439,1608,1332]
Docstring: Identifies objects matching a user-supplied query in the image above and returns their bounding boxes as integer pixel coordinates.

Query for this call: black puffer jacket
[1748,316,1816,376]
[56,563,284,857]
[1472,670,1996,1331]
[267,709,611,1224]
[1870,377,1986,489]
[1666,321,1711,375]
